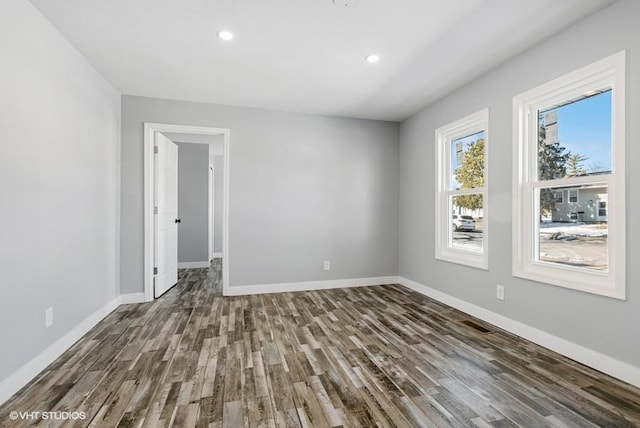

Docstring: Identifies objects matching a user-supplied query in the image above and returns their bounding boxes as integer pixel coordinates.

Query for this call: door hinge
[153,267,158,275]
[154,206,158,214]
[154,146,158,154]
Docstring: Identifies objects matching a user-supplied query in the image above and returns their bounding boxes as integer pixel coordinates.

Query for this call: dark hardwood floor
[2,260,640,427]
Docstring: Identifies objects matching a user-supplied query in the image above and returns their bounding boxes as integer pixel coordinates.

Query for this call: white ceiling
[30,0,614,121]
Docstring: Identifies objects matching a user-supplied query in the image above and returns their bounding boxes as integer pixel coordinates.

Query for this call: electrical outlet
[323,260,331,271]
[45,307,53,328]
[496,285,505,300]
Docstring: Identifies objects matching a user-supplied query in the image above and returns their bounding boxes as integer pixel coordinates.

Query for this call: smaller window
[553,191,564,204]
[569,190,578,203]
[599,201,607,218]
[435,109,489,269]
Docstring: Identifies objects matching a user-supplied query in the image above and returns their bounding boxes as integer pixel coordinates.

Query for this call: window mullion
[448,187,485,197]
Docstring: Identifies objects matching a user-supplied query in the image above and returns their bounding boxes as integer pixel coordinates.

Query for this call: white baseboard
[0,291,151,405]
[212,252,223,259]
[0,296,120,405]
[178,261,210,269]
[398,276,640,388]
[118,293,146,305]
[226,276,399,296]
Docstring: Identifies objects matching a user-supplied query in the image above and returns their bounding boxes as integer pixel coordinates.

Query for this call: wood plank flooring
[2,259,640,427]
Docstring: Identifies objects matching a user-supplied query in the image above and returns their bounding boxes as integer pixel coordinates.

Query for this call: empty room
[1,0,640,426]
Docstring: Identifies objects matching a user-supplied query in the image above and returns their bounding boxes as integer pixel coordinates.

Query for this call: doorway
[143,123,230,301]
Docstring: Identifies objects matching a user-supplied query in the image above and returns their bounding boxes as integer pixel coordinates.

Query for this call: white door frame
[208,164,214,261]
[144,123,230,301]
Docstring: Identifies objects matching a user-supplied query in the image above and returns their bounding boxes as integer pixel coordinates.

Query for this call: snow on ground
[539,222,607,237]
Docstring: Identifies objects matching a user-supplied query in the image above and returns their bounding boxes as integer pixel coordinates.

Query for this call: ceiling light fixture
[217,30,234,41]
[332,0,357,6]
[365,54,380,63]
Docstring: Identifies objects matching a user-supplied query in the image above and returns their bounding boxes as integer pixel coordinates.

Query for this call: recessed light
[365,54,380,63]
[217,30,234,41]
[332,0,357,6]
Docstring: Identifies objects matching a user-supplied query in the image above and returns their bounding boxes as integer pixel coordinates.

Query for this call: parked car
[453,214,475,231]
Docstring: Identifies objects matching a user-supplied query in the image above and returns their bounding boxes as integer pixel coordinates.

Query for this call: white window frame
[435,109,489,269]
[554,190,564,204]
[569,189,578,203]
[513,51,626,299]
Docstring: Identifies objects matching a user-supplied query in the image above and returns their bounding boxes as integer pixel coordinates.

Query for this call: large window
[513,52,626,299]
[435,109,488,269]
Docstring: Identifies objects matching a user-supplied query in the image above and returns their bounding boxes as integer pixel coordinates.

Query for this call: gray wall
[213,154,224,255]
[0,0,120,383]
[399,0,640,368]
[177,143,210,263]
[121,96,399,291]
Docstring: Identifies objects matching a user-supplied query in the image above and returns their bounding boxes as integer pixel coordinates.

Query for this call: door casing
[144,123,230,301]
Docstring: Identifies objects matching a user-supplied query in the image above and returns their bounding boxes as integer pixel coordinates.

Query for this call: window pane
[538,90,612,180]
[450,131,485,190]
[538,184,608,271]
[569,190,578,203]
[553,191,563,203]
[451,194,483,253]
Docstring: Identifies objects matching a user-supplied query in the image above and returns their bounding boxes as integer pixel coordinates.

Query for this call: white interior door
[154,132,179,297]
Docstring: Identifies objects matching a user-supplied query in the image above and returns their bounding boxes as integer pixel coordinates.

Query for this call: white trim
[397,276,640,388]
[144,123,230,302]
[512,51,626,299]
[212,252,223,259]
[114,107,122,305]
[226,276,399,296]
[208,164,214,262]
[118,293,146,305]
[178,261,210,269]
[435,108,489,270]
[221,131,230,296]
[0,297,120,405]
